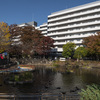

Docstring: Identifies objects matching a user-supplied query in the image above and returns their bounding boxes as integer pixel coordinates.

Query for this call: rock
[75,86,80,90]
[0,84,2,86]
[70,86,80,92]
[61,92,66,94]
[45,86,49,89]
[12,85,16,87]
[56,87,61,89]
[49,83,52,85]
[70,90,76,92]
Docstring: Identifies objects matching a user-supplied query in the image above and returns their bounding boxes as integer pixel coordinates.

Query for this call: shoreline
[0,60,100,71]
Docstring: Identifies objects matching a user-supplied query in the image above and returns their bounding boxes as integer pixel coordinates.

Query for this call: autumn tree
[8,24,22,58]
[20,26,42,57]
[83,32,100,60]
[0,22,11,53]
[21,26,54,57]
[9,25,54,58]
[62,42,76,59]
[36,36,54,57]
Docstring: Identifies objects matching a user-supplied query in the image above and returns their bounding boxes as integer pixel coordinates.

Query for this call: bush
[79,84,100,100]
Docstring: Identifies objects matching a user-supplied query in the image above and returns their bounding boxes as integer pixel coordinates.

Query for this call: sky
[0,0,98,26]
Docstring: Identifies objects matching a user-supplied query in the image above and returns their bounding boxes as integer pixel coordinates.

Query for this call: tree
[8,24,22,58]
[36,36,54,57]
[9,25,54,58]
[62,42,76,59]
[83,32,100,60]
[74,47,87,61]
[8,45,22,58]
[21,26,54,57]
[0,22,11,53]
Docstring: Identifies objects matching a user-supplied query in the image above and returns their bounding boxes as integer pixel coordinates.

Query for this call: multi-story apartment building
[36,23,47,36]
[47,1,100,58]
[14,1,100,59]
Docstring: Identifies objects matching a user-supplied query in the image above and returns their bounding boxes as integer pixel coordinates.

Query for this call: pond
[0,66,100,94]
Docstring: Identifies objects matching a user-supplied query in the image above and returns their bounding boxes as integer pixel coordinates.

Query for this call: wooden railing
[0,93,80,100]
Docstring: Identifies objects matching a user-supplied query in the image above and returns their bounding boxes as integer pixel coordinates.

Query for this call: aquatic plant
[9,72,33,82]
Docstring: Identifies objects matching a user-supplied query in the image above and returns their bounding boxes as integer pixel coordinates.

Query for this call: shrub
[79,84,100,100]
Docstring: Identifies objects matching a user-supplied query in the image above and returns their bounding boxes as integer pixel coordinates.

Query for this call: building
[47,1,100,58]
[18,21,37,27]
[36,23,47,36]
[13,1,100,59]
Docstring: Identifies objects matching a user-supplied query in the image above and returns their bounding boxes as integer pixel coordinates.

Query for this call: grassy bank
[52,60,100,72]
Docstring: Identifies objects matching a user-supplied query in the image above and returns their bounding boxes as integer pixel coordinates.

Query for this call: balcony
[48,14,100,28]
[48,8,100,22]
[48,1,100,18]
[54,41,82,46]
[39,27,47,31]
[47,27,100,36]
[54,35,89,40]
[54,42,66,45]
[41,31,47,34]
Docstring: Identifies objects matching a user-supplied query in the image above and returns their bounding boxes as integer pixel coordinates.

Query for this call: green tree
[62,42,76,59]
[74,47,87,61]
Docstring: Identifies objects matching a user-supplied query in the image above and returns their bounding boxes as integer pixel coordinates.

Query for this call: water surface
[0,67,100,94]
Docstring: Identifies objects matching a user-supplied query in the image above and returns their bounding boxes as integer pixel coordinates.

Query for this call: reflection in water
[0,67,99,94]
[75,68,100,85]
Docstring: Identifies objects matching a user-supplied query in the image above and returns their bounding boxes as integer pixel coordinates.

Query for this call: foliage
[9,25,54,58]
[14,75,19,82]
[21,26,54,57]
[8,45,22,58]
[0,22,11,53]
[36,36,54,55]
[53,60,60,67]
[79,84,100,100]
[74,47,87,60]
[8,24,23,57]
[62,42,76,59]
[83,32,100,60]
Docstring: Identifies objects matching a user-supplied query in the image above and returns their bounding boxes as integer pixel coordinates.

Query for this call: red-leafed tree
[20,26,42,57]
[9,25,54,58]
[21,26,54,57]
[83,32,100,60]
[35,36,54,56]
[8,24,22,58]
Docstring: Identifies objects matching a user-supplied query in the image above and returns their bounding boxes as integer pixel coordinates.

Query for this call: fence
[0,93,80,100]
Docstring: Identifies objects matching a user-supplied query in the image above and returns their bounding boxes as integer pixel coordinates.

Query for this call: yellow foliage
[0,22,11,53]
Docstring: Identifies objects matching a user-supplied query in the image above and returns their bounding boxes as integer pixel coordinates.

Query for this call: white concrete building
[47,1,100,57]
[36,23,47,36]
